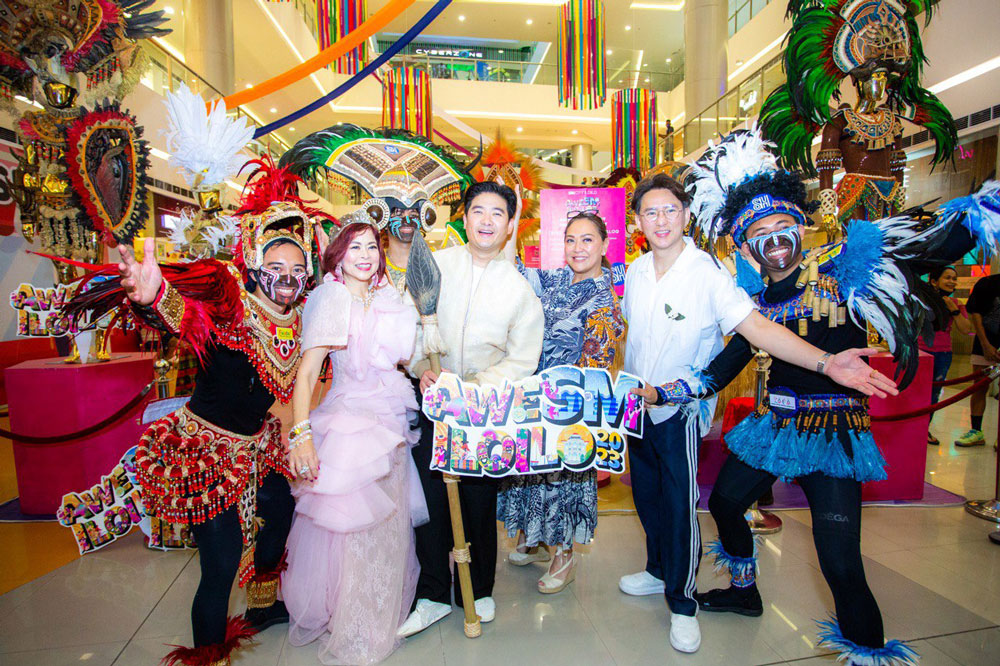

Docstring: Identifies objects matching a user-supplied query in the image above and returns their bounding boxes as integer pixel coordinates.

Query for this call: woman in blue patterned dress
[498,212,626,594]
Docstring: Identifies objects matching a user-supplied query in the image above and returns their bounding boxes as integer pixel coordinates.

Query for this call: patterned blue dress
[496,263,625,547]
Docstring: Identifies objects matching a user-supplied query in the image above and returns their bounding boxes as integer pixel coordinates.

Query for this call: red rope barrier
[933,368,988,387]
[0,382,153,444]
[871,373,995,422]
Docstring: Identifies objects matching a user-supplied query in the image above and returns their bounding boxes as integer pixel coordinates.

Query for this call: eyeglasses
[639,205,684,224]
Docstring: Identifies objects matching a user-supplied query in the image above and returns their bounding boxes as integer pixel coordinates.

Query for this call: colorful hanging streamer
[612,88,657,172]
[318,0,368,74]
[557,0,606,110]
[382,66,433,138]
[253,0,451,138]
[215,0,414,112]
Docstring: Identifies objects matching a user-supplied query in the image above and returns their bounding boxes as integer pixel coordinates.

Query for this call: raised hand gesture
[824,348,898,399]
[118,238,162,305]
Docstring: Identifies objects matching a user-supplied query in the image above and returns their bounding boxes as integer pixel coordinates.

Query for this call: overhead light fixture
[244,83,252,89]
[644,77,649,82]
[290,127,296,131]
[625,25,631,31]
[572,129,579,134]
[526,18,533,25]
[499,49,504,54]
[458,14,465,21]
[728,32,787,82]
[517,126,524,132]
[607,49,613,55]
[163,5,175,15]
[630,1,686,9]
[270,107,277,113]
[929,54,1000,94]
[666,57,672,63]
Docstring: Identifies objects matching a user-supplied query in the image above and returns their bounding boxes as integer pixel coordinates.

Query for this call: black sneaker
[695,585,763,617]
[244,601,289,631]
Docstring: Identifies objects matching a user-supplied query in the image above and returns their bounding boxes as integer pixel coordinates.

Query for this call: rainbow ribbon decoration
[253,0,451,138]
[557,0,606,110]
[382,66,433,138]
[318,0,368,74]
[612,88,657,172]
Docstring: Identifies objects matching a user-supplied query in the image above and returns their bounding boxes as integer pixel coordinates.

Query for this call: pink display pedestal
[5,352,153,515]
[865,351,931,501]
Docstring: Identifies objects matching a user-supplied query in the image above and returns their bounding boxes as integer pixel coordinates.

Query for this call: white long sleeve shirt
[409,245,543,386]
[623,238,755,426]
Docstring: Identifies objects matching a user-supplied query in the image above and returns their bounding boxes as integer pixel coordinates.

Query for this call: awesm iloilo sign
[422,365,644,477]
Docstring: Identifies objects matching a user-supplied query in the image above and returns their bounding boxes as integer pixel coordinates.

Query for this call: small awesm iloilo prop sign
[422,365,644,477]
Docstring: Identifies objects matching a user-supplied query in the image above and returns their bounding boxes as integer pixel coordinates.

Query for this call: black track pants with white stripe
[629,411,702,616]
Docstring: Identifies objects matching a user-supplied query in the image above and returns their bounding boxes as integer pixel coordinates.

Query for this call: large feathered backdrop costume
[759,0,955,174]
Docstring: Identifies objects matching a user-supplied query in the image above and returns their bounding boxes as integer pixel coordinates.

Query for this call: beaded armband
[654,379,693,406]
[152,280,185,334]
[889,149,906,174]
[816,149,842,172]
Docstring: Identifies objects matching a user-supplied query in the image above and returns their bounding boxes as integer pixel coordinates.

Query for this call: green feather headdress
[760,0,956,175]
[278,123,476,206]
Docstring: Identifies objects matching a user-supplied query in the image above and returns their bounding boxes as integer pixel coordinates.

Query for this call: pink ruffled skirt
[283,372,424,665]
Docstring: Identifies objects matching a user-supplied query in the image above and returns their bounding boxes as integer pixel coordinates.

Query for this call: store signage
[415,47,485,58]
[423,365,644,478]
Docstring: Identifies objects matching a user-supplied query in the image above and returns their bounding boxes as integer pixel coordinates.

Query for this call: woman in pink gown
[283,221,427,665]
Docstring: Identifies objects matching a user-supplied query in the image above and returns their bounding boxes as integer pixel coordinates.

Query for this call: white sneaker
[397,599,451,638]
[618,570,665,596]
[670,613,701,653]
[474,596,496,623]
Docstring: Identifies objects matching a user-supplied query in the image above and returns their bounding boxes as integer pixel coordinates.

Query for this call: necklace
[350,280,376,310]
[843,107,901,150]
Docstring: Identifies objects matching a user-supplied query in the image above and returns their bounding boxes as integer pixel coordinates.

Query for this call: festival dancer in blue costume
[649,127,1000,666]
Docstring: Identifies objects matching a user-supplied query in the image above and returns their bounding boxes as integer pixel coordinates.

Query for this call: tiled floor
[2,363,999,665]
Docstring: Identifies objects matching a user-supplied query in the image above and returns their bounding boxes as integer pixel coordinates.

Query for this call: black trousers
[411,414,497,608]
[189,472,294,646]
[708,455,884,649]
[629,411,702,616]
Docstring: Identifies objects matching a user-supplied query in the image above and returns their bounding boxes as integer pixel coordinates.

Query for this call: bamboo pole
[428,352,481,638]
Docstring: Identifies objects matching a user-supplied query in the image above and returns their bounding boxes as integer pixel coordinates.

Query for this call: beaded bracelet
[289,419,312,439]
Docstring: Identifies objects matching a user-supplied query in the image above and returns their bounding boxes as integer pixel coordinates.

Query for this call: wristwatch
[816,352,832,374]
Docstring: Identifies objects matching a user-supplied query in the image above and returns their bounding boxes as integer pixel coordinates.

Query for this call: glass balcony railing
[729,0,775,36]
[383,53,686,93]
[139,41,292,158]
[674,51,784,158]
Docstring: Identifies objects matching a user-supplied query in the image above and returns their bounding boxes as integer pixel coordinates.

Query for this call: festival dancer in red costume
[65,159,321,666]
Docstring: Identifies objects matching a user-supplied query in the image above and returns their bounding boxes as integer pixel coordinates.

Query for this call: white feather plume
[203,215,239,255]
[163,84,255,190]
[687,125,781,241]
[167,208,197,249]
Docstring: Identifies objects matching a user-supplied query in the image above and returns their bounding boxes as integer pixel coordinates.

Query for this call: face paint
[388,208,419,242]
[255,267,307,306]
[746,226,802,271]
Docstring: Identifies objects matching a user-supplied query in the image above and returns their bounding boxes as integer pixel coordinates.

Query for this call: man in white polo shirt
[619,173,895,654]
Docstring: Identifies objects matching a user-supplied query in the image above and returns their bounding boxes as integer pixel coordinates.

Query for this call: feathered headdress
[231,156,323,278]
[688,127,817,250]
[759,0,955,174]
[279,123,476,231]
[164,84,255,191]
[0,0,171,102]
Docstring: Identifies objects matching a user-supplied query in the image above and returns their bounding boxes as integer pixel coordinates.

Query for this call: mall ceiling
[151,0,685,156]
